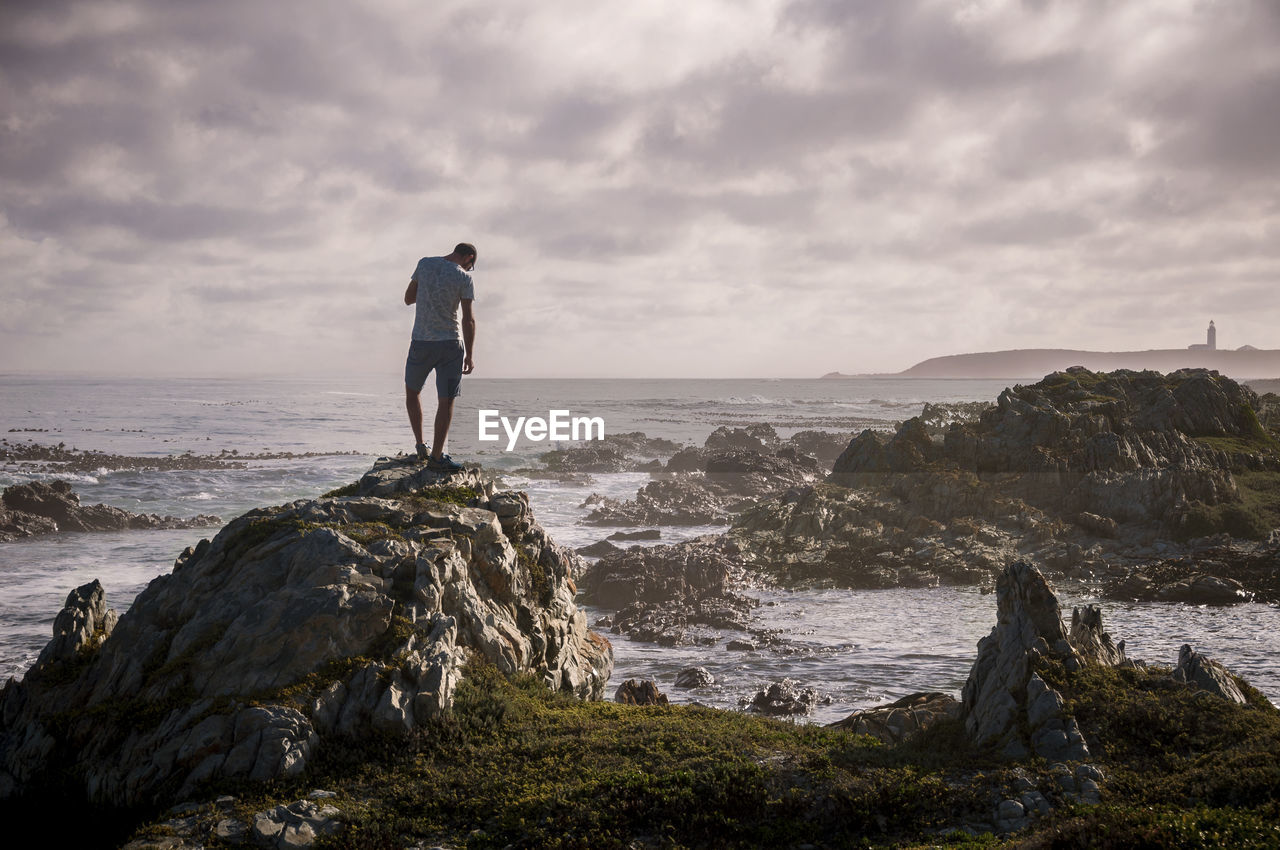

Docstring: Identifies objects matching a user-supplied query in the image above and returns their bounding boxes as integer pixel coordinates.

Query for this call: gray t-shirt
[410,256,474,342]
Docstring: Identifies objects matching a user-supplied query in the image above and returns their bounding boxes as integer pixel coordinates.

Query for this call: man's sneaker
[427,453,464,473]
[416,443,430,462]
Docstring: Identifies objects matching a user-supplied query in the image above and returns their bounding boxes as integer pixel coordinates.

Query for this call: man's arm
[461,299,475,374]
[404,279,417,305]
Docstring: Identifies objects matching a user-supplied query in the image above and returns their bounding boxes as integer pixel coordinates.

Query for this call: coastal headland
[823,347,1280,380]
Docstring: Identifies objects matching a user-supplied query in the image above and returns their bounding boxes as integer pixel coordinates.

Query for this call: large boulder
[0,459,612,807]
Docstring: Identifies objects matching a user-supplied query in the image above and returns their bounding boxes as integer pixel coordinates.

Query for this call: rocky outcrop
[746,679,824,716]
[674,667,714,689]
[579,538,754,645]
[0,458,612,807]
[580,426,842,528]
[961,562,1123,761]
[832,368,1274,532]
[1104,541,1279,604]
[828,692,961,744]
[1171,644,1247,703]
[717,369,1280,592]
[0,480,221,542]
[727,482,1046,588]
[614,679,668,706]
[583,448,822,527]
[530,432,683,476]
[30,580,119,673]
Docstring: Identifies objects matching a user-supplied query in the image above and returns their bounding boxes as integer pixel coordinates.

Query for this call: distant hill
[822,348,1280,380]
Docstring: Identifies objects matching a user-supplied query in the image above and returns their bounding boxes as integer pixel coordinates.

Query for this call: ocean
[2,373,1277,723]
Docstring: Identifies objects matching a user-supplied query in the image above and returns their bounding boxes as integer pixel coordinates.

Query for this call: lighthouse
[1208,320,1216,351]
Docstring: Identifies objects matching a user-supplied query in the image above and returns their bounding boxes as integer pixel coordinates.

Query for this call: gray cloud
[0,0,1277,377]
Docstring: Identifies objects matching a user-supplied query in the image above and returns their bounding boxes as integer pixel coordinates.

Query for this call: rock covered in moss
[828,691,961,744]
[961,562,1102,760]
[614,679,668,705]
[1172,643,1247,703]
[0,462,612,807]
[831,368,1268,530]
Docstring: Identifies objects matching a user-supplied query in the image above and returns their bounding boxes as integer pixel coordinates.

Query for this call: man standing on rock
[403,242,476,471]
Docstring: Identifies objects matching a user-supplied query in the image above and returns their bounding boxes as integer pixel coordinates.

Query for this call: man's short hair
[454,242,477,259]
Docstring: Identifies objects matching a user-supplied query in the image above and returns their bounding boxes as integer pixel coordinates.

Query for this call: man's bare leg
[406,387,425,446]
[431,396,455,459]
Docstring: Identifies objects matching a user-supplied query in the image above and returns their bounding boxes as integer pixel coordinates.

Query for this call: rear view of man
[403,242,476,471]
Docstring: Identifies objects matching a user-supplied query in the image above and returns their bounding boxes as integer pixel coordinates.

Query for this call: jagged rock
[0,464,612,807]
[531,433,683,476]
[747,679,821,716]
[578,538,754,643]
[614,679,668,706]
[833,368,1268,531]
[673,667,714,689]
[587,449,821,527]
[356,456,489,498]
[1067,605,1126,667]
[582,474,731,526]
[0,480,221,542]
[1171,644,1247,703]
[828,692,961,744]
[961,563,1095,761]
[250,798,343,847]
[725,368,1280,593]
[664,446,708,472]
[728,483,1032,588]
[30,580,118,674]
[705,425,779,452]
[540,444,632,473]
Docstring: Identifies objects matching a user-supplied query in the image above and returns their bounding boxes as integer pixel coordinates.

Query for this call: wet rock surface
[1,479,221,542]
[745,678,824,716]
[578,537,755,645]
[0,458,612,807]
[673,666,714,689]
[722,369,1280,597]
[576,426,847,527]
[1104,541,1280,604]
[519,432,683,477]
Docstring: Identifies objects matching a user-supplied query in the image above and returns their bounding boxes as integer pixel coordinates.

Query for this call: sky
[1,0,1278,378]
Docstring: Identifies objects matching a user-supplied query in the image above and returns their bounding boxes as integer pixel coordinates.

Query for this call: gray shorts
[405,339,464,398]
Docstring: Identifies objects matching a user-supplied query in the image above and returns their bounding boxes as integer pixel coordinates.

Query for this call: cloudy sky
[2,0,1277,378]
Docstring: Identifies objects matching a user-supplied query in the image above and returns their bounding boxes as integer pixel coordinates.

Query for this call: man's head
[451,243,477,271]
